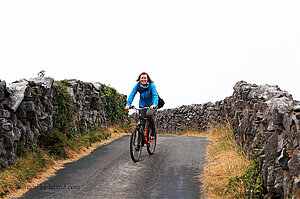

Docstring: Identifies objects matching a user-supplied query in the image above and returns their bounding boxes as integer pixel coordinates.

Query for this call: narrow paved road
[21,135,208,199]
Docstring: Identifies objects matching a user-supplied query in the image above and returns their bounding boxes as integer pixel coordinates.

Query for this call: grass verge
[200,124,252,199]
[0,126,129,199]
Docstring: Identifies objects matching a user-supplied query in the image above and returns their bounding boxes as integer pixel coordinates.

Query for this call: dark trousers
[140,107,157,131]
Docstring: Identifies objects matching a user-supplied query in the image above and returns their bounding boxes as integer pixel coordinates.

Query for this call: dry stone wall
[155,81,300,198]
[0,77,127,170]
[1,77,299,197]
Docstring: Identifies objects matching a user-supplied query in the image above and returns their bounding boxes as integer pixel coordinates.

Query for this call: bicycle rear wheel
[130,127,142,162]
[147,126,156,155]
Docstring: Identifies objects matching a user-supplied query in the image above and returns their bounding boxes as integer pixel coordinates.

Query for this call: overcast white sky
[1,0,299,109]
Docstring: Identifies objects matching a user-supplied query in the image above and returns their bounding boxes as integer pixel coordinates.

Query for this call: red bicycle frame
[142,121,155,144]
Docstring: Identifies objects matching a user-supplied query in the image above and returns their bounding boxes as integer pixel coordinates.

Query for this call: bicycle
[129,106,157,162]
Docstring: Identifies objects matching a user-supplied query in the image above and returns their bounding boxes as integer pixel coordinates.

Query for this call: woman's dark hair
[136,72,152,83]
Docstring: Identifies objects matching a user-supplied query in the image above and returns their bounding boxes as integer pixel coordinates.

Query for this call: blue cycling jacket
[126,81,159,108]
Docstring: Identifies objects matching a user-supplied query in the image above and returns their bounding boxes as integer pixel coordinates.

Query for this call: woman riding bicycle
[125,72,158,136]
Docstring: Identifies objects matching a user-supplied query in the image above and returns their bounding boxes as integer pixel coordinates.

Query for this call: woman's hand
[150,105,156,110]
[125,105,130,110]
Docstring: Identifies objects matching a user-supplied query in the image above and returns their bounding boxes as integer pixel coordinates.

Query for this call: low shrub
[227,156,266,198]
[38,131,72,159]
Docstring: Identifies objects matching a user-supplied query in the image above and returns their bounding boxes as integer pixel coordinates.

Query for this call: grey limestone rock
[6,81,28,112]
[28,77,54,89]
[0,81,7,101]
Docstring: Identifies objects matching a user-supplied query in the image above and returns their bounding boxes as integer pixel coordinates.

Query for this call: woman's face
[140,74,148,85]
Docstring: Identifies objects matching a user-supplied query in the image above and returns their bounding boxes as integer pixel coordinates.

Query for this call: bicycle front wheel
[130,127,142,162]
[147,127,156,155]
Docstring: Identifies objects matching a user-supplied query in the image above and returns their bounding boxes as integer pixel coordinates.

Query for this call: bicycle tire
[146,126,156,155]
[130,127,142,162]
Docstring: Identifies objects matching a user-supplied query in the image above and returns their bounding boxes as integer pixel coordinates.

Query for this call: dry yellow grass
[159,130,208,137]
[2,126,129,199]
[200,124,250,199]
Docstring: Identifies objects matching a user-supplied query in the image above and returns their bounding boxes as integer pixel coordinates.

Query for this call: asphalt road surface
[20,135,209,199]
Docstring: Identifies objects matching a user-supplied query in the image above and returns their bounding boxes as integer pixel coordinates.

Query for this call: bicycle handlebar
[129,106,150,110]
